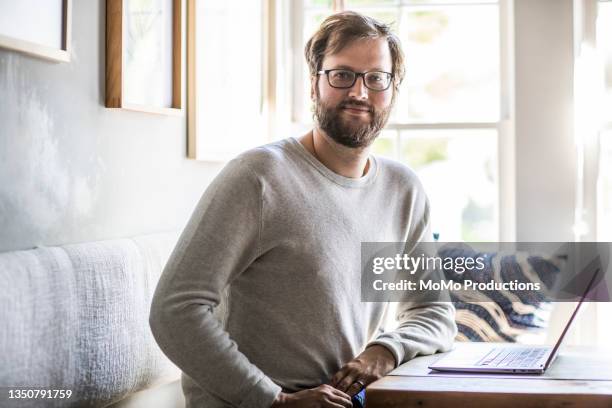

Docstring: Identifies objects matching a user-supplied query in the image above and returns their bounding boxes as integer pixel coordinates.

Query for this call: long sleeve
[367,301,456,367]
[149,157,281,408]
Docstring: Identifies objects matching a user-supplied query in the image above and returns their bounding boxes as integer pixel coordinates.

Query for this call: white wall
[0,1,224,253]
[514,0,577,242]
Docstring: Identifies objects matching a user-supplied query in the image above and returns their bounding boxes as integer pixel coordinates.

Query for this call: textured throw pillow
[437,245,564,342]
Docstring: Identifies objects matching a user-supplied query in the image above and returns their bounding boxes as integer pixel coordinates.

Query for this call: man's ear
[310,75,317,101]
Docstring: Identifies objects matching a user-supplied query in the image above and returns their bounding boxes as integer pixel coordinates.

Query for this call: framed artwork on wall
[0,0,72,62]
[105,0,182,115]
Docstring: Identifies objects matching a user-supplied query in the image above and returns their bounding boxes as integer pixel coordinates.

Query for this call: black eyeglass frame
[317,69,394,91]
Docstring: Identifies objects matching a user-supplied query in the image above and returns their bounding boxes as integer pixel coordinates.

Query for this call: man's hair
[304,11,405,93]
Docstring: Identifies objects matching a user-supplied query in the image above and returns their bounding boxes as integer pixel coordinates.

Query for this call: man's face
[312,37,395,149]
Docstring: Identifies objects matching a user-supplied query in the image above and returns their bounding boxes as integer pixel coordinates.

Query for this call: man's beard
[313,91,393,149]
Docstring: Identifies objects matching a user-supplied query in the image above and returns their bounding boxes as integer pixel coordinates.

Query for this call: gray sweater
[149,137,456,408]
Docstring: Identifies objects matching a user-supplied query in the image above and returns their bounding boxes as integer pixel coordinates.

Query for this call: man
[150,11,456,408]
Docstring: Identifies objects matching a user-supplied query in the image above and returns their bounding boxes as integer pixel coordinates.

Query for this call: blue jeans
[351,388,366,408]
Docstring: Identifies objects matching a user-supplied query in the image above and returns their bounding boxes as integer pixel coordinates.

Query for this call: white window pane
[402,0,497,4]
[394,4,500,123]
[598,1,612,121]
[399,129,498,241]
[196,0,265,159]
[304,0,333,8]
[349,0,498,5]
[598,130,612,240]
[348,0,399,7]
[371,130,398,159]
[342,6,400,26]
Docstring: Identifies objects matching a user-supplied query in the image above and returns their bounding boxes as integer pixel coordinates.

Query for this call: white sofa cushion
[0,232,181,407]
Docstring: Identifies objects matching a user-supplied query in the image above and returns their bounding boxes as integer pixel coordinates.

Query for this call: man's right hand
[271,385,353,408]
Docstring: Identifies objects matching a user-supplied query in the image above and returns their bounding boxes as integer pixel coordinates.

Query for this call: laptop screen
[516,260,600,348]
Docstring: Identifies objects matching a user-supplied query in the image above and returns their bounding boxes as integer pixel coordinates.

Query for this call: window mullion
[387,122,498,130]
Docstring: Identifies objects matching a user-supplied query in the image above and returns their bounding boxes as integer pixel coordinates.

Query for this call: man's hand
[329,345,396,397]
[271,385,353,408]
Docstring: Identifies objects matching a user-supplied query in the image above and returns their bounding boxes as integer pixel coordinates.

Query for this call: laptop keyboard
[476,347,548,368]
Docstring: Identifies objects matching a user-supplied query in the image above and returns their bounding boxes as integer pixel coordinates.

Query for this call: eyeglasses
[317,69,394,91]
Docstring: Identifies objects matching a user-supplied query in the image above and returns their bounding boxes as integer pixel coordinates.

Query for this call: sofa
[0,232,186,408]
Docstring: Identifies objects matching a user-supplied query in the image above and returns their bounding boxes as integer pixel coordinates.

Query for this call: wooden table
[366,342,612,408]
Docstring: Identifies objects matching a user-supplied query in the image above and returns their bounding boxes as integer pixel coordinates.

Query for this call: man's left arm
[330,301,456,396]
[368,300,457,363]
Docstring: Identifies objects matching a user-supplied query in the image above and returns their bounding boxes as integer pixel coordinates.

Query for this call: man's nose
[348,75,368,99]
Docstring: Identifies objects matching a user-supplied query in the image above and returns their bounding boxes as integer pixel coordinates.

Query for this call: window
[188,0,266,160]
[296,0,504,241]
[574,0,612,348]
[597,0,612,241]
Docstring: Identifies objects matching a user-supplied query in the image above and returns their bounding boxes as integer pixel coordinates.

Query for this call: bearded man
[150,11,456,408]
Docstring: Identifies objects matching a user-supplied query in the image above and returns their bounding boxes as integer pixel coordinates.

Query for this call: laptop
[428,260,600,374]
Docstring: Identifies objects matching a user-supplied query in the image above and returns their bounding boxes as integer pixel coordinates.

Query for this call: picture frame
[0,0,72,63]
[105,0,182,115]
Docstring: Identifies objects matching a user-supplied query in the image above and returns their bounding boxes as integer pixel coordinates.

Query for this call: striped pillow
[438,247,564,342]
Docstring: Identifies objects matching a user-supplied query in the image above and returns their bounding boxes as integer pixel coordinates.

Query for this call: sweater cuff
[366,339,405,368]
[239,375,282,408]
